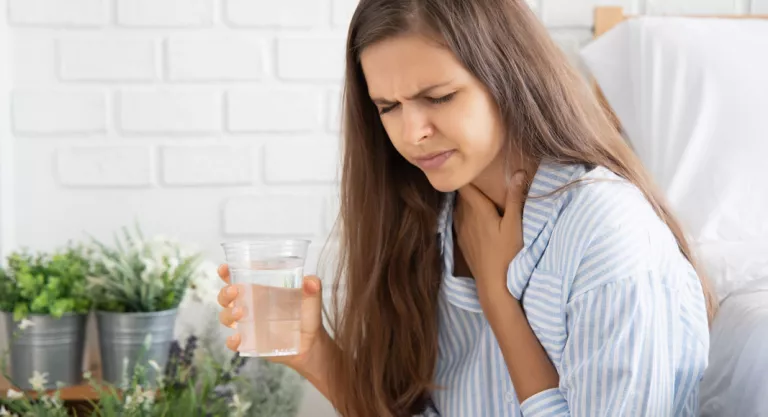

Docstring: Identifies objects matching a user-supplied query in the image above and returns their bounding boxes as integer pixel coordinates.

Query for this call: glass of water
[221,239,310,357]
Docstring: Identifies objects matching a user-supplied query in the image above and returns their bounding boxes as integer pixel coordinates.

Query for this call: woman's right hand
[216,264,329,372]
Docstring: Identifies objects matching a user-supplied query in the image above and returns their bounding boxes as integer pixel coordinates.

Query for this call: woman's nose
[402,106,434,144]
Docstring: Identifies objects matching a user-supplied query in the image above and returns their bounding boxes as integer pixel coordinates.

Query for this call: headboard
[594,6,768,38]
[591,6,768,127]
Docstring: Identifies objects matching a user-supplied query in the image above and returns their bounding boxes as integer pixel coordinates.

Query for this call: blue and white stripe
[420,160,710,417]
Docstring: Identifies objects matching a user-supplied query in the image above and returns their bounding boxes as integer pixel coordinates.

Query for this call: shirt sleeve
[520,275,707,417]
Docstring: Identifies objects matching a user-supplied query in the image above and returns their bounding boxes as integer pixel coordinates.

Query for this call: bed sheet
[700,277,768,417]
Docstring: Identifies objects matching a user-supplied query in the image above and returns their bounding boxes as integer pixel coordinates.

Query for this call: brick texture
[225,0,330,27]
[12,91,107,135]
[59,37,158,81]
[118,90,221,134]
[9,0,106,26]
[55,146,152,187]
[264,138,339,183]
[160,145,255,186]
[117,0,213,27]
[222,195,323,236]
[167,36,265,81]
[276,37,346,81]
[227,88,323,132]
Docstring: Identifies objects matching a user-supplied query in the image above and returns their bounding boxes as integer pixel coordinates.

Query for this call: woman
[217,0,717,415]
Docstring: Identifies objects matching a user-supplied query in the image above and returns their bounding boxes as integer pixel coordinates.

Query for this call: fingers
[505,171,528,211]
[226,333,241,352]
[502,171,528,230]
[217,285,238,308]
[218,305,243,328]
[217,264,230,284]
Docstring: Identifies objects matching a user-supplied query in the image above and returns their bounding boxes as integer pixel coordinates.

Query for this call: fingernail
[515,173,525,186]
[232,307,242,316]
[227,286,238,296]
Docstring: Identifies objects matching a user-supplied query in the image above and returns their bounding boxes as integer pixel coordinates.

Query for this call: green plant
[0,325,69,417]
[1,333,251,417]
[87,225,203,313]
[82,333,250,417]
[0,244,92,321]
[0,375,69,417]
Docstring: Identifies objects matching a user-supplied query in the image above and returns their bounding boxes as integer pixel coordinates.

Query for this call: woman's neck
[470,154,538,213]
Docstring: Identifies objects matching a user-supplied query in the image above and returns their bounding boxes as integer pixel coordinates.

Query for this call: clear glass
[221,239,310,357]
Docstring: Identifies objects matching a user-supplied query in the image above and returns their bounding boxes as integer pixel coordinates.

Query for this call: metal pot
[96,309,177,387]
[1,312,87,390]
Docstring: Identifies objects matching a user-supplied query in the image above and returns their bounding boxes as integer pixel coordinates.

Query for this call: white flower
[42,394,62,409]
[125,385,155,410]
[18,319,34,330]
[0,405,12,416]
[167,257,180,275]
[6,388,23,399]
[148,360,163,374]
[229,394,252,417]
[140,258,158,282]
[141,388,156,404]
[28,371,49,391]
[82,370,92,380]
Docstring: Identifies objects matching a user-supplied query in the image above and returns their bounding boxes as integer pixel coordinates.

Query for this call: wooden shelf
[0,368,106,402]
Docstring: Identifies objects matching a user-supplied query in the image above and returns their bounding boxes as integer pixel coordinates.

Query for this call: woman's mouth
[414,150,456,170]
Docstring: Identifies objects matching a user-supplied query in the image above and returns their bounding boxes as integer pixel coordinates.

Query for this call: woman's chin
[424,172,468,193]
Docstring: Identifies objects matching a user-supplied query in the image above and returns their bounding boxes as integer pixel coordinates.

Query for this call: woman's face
[360,33,506,193]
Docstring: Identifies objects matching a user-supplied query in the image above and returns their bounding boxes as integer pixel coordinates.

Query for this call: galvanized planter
[1,312,87,390]
[96,308,177,386]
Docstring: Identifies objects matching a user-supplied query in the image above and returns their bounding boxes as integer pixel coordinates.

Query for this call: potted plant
[0,245,92,390]
[0,333,251,417]
[87,225,204,387]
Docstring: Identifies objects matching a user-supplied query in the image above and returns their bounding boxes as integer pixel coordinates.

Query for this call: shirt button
[505,391,516,403]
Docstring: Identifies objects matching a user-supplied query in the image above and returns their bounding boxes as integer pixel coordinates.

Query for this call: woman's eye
[428,93,456,105]
[379,103,399,115]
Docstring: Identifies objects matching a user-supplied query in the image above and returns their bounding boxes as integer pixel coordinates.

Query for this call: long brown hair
[325,0,719,415]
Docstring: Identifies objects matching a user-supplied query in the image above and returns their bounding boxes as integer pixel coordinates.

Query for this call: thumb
[302,275,324,319]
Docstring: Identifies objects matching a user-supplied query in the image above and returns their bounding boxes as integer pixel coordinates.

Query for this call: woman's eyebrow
[371,81,453,105]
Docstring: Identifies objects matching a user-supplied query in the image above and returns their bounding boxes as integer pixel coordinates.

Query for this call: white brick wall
[160,145,255,186]
[9,0,106,27]
[118,90,221,134]
[225,0,330,27]
[55,146,153,187]
[12,91,107,135]
[117,0,213,27]
[59,37,159,81]
[167,36,266,81]
[227,88,324,132]
[1,0,764,415]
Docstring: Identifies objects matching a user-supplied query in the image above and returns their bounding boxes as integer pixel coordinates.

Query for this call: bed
[585,7,768,416]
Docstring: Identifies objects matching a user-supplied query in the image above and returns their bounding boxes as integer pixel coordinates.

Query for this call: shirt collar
[438,159,588,312]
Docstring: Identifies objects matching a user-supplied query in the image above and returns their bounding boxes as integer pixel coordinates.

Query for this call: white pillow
[580,17,768,301]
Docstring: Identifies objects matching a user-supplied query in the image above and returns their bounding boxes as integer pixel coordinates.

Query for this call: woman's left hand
[454,171,528,297]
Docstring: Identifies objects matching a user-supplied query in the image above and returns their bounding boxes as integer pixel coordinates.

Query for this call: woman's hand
[216,265,331,373]
[455,171,560,402]
[454,171,528,297]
